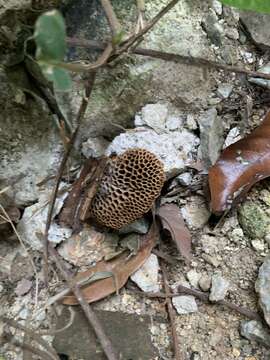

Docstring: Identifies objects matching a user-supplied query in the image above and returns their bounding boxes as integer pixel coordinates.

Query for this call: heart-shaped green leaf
[34,9,67,61]
[41,64,72,91]
[220,0,270,13]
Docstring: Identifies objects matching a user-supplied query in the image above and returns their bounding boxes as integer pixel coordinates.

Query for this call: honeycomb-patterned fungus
[91,148,165,229]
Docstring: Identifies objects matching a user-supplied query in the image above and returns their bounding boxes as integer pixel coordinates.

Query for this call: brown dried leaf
[209,111,270,214]
[59,157,108,232]
[157,204,192,261]
[62,224,158,305]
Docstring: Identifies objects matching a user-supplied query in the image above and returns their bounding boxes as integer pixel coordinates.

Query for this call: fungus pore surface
[91,148,165,229]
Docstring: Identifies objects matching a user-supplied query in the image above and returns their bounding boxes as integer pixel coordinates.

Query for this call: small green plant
[220,0,270,13]
[34,9,71,91]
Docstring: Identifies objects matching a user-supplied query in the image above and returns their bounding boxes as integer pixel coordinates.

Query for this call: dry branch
[100,0,122,36]
[161,262,182,360]
[66,38,270,82]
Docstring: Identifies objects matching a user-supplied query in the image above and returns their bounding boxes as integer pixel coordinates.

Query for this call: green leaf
[34,9,67,61]
[112,30,125,46]
[40,63,72,91]
[220,0,270,13]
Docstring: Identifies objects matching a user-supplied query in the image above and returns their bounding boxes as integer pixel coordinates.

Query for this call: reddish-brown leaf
[209,111,270,214]
[157,204,192,261]
[58,157,108,232]
[62,224,158,305]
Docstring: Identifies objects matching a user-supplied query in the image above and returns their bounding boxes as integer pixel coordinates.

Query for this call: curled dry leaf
[58,157,108,232]
[209,111,270,214]
[157,204,192,261]
[62,223,158,305]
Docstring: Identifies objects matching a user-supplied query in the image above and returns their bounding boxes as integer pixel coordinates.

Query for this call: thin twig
[2,317,60,360]
[100,0,122,36]
[43,71,119,359]
[161,262,182,360]
[135,0,145,33]
[66,37,270,82]
[128,286,262,322]
[38,307,75,335]
[65,0,180,72]
[43,71,96,286]
[133,48,270,81]
[48,244,119,360]
[115,0,180,57]
[177,285,262,322]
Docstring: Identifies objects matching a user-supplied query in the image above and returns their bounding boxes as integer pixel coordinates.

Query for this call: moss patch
[238,202,269,239]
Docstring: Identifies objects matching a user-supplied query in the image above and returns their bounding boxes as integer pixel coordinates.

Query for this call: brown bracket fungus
[91,148,165,229]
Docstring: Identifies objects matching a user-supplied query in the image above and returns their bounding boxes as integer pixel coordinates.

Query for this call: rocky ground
[1,0,270,359]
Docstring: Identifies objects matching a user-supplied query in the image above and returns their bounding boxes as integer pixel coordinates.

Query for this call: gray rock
[53,307,159,359]
[17,186,72,250]
[240,12,270,49]
[19,308,29,320]
[140,103,168,133]
[202,10,224,46]
[209,274,230,301]
[251,239,265,253]
[176,172,192,186]
[202,254,221,268]
[225,28,239,40]
[131,254,160,293]
[217,83,233,99]
[165,116,184,131]
[220,44,237,65]
[0,67,63,206]
[198,108,223,168]
[15,279,32,297]
[249,62,270,89]
[255,258,270,327]
[186,114,198,130]
[212,0,223,16]
[187,270,201,288]
[172,295,198,314]
[199,275,212,292]
[119,218,150,235]
[81,137,109,158]
[181,196,211,229]
[241,320,270,348]
[106,128,199,178]
[229,227,244,243]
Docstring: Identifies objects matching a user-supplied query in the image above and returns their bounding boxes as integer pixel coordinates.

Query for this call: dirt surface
[1,1,270,360]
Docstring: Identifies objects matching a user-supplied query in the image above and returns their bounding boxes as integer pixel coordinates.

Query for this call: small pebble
[186,269,201,288]
[217,83,233,99]
[212,0,222,15]
[172,295,198,314]
[209,274,230,301]
[251,239,265,253]
[199,275,212,292]
[226,28,239,40]
[186,114,197,130]
[131,254,160,293]
[177,172,192,186]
